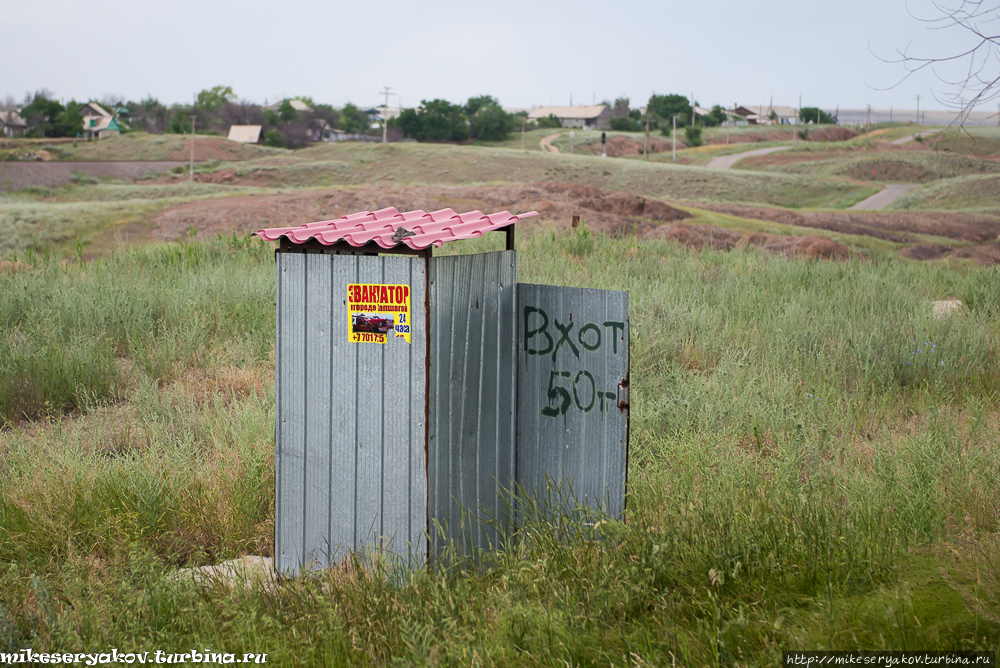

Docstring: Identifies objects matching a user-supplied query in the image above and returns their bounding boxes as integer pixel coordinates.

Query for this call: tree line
[5,87,838,148]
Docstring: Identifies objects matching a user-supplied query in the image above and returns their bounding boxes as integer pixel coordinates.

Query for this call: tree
[20,94,80,137]
[884,1,1000,121]
[167,104,194,134]
[396,100,470,142]
[126,96,171,133]
[464,95,499,118]
[470,102,513,141]
[277,100,298,123]
[800,107,837,124]
[700,105,729,127]
[220,100,265,127]
[394,108,422,138]
[195,86,236,111]
[647,94,692,128]
[53,103,83,137]
[612,97,630,118]
[684,125,703,147]
[339,103,370,134]
[310,103,340,129]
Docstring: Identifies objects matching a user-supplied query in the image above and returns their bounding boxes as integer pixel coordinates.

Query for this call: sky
[2,0,994,112]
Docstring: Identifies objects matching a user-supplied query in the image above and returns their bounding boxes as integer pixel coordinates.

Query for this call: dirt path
[891,131,937,145]
[706,145,793,169]
[849,183,920,211]
[539,133,563,154]
[0,161,193,191]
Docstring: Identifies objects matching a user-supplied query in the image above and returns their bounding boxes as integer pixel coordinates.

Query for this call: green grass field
[0,230,998,664]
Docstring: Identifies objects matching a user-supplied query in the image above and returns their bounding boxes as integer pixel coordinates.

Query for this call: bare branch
[876,1,1000,131]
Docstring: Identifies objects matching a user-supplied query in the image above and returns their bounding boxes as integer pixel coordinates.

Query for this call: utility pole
[381,86,394,145]
[672,115,676,162]
[643,114,650,160]
[521,117,526,151]
[915,94,920,125]
[793,95,798,144]
[890,105,893,123]
[189,116,195,181]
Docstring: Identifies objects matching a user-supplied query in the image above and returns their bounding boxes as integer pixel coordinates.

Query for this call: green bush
[684,125,703,147]
[536,114,562,129]
[609,117,641,132]
[262,129,285,148]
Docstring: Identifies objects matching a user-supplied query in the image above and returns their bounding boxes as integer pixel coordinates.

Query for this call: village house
[264,99,313,113]
[527,105,611,129]
[1,110,28,137]
[79,102,121,139]
[308,119,347,142]
[734,104,800,125]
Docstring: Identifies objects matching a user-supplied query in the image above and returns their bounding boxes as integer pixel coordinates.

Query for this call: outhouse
[257,207,630,576]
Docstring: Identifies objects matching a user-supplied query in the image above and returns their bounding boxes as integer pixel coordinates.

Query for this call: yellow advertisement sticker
[347,283,411,344]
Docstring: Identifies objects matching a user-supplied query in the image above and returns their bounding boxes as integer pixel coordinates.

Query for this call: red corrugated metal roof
[255,207,538,250]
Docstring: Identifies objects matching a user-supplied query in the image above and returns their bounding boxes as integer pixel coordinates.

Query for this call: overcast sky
[2,0,992,111]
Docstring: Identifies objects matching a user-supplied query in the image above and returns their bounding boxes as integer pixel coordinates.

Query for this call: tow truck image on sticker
[347,283,411,344]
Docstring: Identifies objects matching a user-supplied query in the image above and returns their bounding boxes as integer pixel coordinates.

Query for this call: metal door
[428,251,518,557]
[275,251,427,576]
[516,284,629,519]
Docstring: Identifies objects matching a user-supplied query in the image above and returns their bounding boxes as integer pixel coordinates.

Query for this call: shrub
[684,125,703,147]
[536,114,562,129]
[262,129,285,148]
[609,117,641,132]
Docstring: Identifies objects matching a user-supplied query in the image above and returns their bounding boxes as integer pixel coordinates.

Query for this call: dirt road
[539,133,563,154]
[0,161,192,191]
[849,183,920,210]
[707,145,793,169]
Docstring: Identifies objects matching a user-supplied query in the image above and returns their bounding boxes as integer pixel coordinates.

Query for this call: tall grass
[0,231,998,663]
[0,233,273,423]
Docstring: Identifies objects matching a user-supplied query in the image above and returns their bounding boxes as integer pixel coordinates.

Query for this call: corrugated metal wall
[275,251,427,576]
[428,251,518,557]
[516,284,629,519]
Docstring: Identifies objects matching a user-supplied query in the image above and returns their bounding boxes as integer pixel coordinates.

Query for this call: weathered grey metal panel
[516,284,629,519]
[429,251,518,557]
[329,255,359,564]
[303,253,332,568]
[275,252,427,577]
[275,252,306,576]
